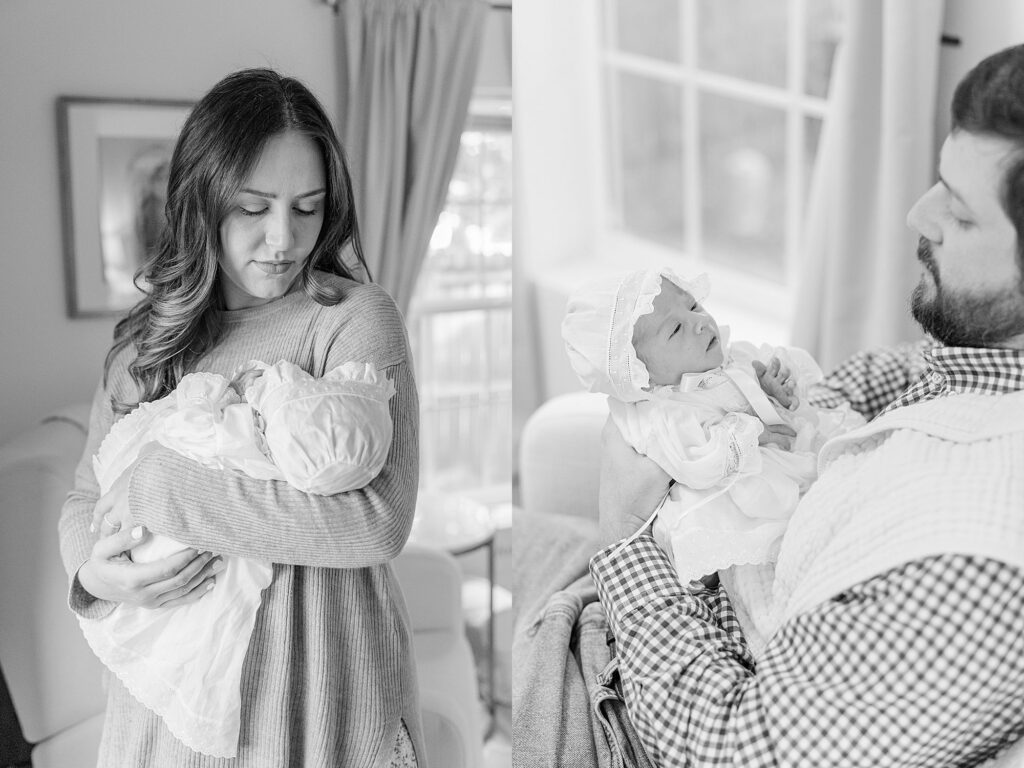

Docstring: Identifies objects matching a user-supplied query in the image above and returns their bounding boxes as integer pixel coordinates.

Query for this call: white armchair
[0,405,482,768]
[518,391,607,522]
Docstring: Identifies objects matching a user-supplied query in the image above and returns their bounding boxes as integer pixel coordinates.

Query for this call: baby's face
[632,280,724,386]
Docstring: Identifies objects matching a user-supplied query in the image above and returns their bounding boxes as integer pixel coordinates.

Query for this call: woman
[57,68,422,767]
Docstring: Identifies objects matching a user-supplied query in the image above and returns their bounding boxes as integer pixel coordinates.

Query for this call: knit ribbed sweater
[58,275,423,767]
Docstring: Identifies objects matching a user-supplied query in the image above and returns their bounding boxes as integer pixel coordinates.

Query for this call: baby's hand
[229,366,265,400]
[753,356,799,410]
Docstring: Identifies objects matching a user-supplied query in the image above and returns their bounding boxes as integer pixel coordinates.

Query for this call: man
[591,45,1024,767]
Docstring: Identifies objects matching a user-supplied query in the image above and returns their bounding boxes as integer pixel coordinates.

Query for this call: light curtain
[336,0,488,314]
[792,0,945,371]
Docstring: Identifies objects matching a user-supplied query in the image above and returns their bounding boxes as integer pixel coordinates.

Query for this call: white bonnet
[561,268,710,402]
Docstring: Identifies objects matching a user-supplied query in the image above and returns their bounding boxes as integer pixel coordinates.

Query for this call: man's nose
[906,184,943,243]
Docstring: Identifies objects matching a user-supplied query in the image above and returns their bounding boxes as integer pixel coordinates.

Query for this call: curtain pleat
[337,0,488,314]
[791,0,944,371]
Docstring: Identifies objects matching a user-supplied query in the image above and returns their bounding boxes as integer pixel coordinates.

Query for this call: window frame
[596,0,836,337]
[406,95,514,503]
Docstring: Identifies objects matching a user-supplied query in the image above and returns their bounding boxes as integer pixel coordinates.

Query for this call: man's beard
[911,237,1024,347]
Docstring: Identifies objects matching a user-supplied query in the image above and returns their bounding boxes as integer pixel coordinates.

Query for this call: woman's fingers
[152,556,225,608]
[90,525,147,560]
[158,576,218,609]
[127,549,216,602]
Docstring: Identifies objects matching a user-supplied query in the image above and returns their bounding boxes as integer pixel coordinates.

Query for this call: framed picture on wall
[57,96,192,318]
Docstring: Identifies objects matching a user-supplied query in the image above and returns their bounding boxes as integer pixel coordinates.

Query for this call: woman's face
[218,130,326,311]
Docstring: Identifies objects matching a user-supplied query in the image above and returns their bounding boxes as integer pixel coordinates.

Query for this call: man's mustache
[917,237,939,281]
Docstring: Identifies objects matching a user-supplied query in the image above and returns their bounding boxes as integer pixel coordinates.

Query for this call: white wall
[512,0,605,428]
[0,0,338,444]
[936,0,1024,142]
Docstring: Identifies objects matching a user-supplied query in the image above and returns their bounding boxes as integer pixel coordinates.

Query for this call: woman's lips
[254,261,293,275]
[707,335,718,351]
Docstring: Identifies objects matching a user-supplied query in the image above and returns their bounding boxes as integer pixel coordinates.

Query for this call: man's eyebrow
[938,174,973,213]
[239,187,326,200]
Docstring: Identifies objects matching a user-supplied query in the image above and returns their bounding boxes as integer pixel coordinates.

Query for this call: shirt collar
[925,343,1024,395]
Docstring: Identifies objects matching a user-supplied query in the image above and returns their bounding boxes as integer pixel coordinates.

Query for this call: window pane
[416,308,512,490]
[482,132,514,203]
[699,93,786,281]
[609,0,680,62]
[614,71,685,249]
[805,0,843,98]
[411,117,512,499]
[697,0,788,87]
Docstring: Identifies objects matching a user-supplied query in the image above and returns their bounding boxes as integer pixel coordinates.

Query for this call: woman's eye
[240,207,266,217]
[294,207,319,217]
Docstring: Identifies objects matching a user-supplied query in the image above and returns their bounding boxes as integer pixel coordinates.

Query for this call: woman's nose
[265,212,294,252]
[906,184,943,243]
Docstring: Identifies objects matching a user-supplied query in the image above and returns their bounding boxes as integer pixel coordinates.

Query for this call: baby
[562,268,863,655]
[81,359,395,758]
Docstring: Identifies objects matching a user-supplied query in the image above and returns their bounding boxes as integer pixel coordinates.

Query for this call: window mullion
[784,0,806,288]
[682,0,701,267]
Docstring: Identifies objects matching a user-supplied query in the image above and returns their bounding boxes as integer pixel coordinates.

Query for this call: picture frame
[57,96,193,318]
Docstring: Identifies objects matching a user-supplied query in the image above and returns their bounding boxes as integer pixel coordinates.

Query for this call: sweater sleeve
[57,381,119,619]
[126,356,418,568]
[123,285,420,568]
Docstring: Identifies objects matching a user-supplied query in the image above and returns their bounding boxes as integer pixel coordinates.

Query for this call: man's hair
[952,44,1024,270]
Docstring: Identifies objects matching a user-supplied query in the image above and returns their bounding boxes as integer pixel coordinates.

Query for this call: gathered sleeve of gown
[610,396,765,491]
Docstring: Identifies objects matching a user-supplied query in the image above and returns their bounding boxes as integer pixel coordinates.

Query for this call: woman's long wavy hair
[105,68,369,414]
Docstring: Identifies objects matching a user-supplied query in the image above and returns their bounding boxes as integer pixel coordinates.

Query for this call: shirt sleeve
[590,535,1024,767]
[808,339,932,420]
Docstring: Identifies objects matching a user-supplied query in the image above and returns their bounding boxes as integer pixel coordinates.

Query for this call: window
[599,0,842,306]
[407,98,513,505]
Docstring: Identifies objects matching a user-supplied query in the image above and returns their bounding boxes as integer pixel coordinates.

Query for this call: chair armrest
[392,542,464,635]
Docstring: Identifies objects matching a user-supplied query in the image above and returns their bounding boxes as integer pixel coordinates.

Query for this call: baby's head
[562,269,723,401]
[631,277,723,386]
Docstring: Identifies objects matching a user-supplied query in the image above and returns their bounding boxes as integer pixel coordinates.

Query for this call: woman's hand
[90,470,134,537]
[598,416,672,546]
[77,526,224,610]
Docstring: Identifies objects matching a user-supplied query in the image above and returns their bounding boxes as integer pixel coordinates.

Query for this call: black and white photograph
[2,0,1024,767]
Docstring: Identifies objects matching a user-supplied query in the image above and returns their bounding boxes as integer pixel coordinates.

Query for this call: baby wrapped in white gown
[562,269,864,657]
[80,359,396,758]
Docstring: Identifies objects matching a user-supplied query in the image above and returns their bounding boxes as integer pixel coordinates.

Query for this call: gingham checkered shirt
[591,341,1024,767]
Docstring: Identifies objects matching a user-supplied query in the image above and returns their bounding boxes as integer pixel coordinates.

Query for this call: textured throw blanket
[512,510,654,768]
